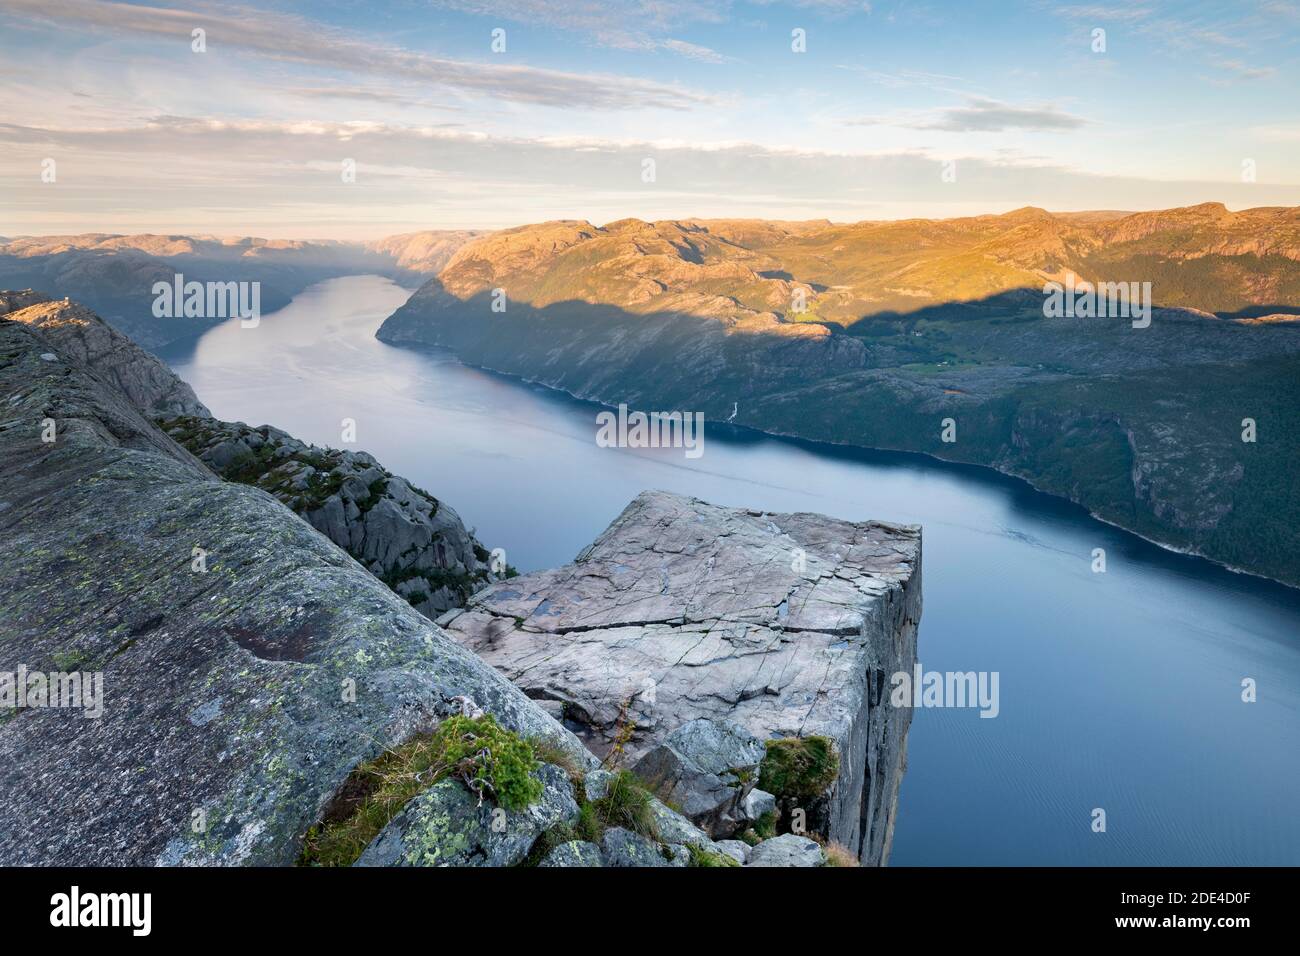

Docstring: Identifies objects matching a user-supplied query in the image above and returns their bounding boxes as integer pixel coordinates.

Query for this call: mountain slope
[377,205,1300,587]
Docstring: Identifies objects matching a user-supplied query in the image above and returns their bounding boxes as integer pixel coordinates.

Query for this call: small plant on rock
[758,735,839,802]
[299,713,541,867]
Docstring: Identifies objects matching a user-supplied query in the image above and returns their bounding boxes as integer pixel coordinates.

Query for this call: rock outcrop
[355,764,579,868]
[1,307,859,868]
[1,290,208,416]
[437,490,922,863]
[161,416,496,617]
[0,315,593,865]
[0,291,495,621]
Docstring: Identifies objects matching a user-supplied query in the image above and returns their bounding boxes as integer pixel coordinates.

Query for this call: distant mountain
[407,204,1300,326]
[363,230,486,273]
[0,230,484,350]
[378,205,1300,587]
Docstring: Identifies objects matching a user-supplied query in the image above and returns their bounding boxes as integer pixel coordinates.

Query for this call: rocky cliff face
[438,490,922,864]
[0,290,208,416]
[0,291,495,621]
[0,315,594,865]
[161,416,496,617]
[1,300,886,867]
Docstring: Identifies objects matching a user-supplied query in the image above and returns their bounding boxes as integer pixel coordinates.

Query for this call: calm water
[166,275,1300,866]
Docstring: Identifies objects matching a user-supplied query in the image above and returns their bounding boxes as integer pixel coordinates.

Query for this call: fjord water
[166,276,1300,866]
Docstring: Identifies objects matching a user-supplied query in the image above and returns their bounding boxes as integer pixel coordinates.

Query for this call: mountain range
[376,204,1300,587]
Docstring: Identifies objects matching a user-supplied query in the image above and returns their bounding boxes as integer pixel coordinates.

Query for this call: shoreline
[379,330,1297,595]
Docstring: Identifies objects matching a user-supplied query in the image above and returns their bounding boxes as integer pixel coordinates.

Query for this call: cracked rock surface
[439,489,922,864]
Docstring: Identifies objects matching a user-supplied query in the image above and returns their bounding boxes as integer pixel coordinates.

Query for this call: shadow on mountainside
[376,280,1300,588]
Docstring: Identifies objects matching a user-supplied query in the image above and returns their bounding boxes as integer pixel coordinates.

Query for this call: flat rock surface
[746,834,825,867]
[441,489,921,863]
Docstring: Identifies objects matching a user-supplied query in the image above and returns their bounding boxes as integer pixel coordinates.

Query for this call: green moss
[758,736,839,802]
[522,822,580,866]
[299,714,541,867]
[50,648,88,671]
[379,563,478,609]
[753,809,777,840]
[687,844,740,867]
[523,767,659,863]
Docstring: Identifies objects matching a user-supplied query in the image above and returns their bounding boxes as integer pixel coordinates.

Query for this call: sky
[1,0,1299,239]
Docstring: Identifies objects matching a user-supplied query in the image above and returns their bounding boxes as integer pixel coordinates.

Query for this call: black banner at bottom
[1,866,1291,941]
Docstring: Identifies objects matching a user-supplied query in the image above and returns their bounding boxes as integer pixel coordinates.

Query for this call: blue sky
[1,0,1298,237]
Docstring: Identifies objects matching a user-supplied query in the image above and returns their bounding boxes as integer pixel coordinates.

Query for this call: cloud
[1053,5,1153,21]
[852,97,1087,132]
[659,39,727,62]
[4,113,1295,239]
[0,0,715,110]
[428,0,731,51]
[836,66,970,92]
[282,86,460,108]
[1212,59,1276,81]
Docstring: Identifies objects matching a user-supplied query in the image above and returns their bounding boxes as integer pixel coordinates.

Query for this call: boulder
[715,839,751,864]
[540,841,603,867]
[633,718,765,836]
[601,827,667,867]
[740,788,777,823]
[746,834,825,868]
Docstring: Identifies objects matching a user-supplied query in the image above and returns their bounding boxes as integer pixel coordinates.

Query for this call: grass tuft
[299,714,541,867]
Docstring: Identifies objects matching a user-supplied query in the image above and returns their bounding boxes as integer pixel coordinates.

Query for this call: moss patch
[687,844,740,867]
[299,714,541,867]
[758,736,839,803]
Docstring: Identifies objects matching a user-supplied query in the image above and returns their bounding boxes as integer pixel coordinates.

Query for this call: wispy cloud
[1053,5,1153,21]
[428,0,731,51]
[1211,58,1276,81]
[835,66,971,93]
[852,97,1087,132]
[659,39,728,62]
[0,0,715,110]
[4,113,1293,238]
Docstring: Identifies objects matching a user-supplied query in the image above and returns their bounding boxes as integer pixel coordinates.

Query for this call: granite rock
[441,490,921,863]
[746,834,825,868]
[0,316,592,865]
